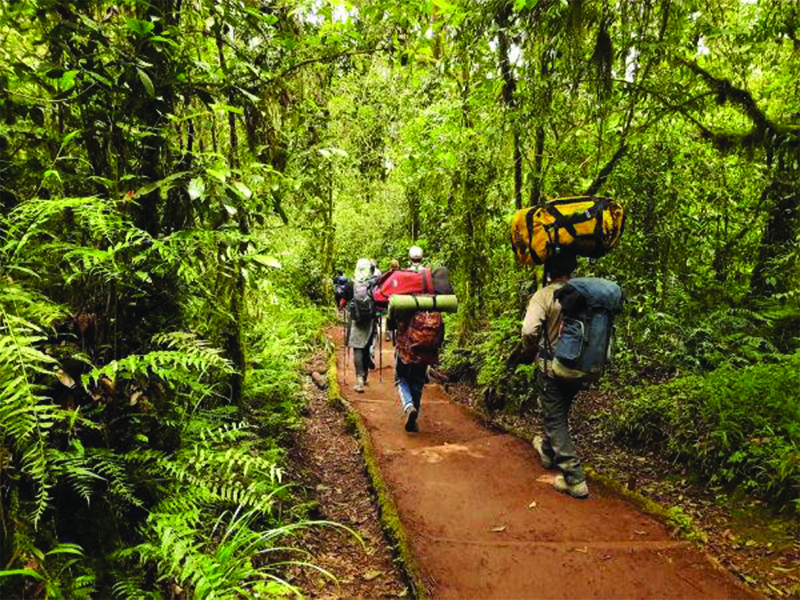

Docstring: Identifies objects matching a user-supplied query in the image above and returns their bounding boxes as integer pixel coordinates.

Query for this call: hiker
[370,258,382,279]
[521,252,589,499]
[333,270,352,311]
[388,250,445,433]
[348,258,377,393]
[407,245,424,272]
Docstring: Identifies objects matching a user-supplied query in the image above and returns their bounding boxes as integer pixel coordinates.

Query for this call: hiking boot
[404,405,419,433]
[354,377,364,393]
[532,436,555,470]
[554,474,589,499]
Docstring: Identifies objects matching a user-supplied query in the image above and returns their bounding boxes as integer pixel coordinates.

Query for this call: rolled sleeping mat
[388,294,458,314]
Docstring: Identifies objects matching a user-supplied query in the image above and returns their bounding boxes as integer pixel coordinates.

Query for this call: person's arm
[521,290,548,358]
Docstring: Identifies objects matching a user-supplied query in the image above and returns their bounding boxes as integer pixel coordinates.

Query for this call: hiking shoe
[554,474,589,499]
[354,377,364,393]
[404,406,419,433]
[532,436,555,470]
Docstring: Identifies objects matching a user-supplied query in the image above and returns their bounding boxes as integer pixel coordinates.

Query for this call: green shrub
[612,354,800,511]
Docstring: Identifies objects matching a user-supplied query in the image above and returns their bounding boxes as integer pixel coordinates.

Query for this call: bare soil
[286,351,408,599]
[334,337,757,600]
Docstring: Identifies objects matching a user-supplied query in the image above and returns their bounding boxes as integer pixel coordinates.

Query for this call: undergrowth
[0,191,335,597]
[610,354,800,513]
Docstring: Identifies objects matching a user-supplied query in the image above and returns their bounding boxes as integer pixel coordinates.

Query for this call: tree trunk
[529,50,551,207]
[216,15,247,409]
[750,181,800,297]
[495,5,522,209]
[530,125,546,206]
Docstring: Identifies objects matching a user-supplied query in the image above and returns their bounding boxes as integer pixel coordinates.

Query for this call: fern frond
[84,334,234,397]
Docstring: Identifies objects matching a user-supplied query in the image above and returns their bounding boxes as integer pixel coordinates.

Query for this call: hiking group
[336,247,447,433]
[334,195,625,499]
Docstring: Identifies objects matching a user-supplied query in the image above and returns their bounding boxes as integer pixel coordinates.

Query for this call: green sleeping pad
[388,294,458,314]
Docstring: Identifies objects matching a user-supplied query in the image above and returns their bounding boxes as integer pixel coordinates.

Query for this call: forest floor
[449,384,800,600]
[285,350,409,599]
[330,330,758,600]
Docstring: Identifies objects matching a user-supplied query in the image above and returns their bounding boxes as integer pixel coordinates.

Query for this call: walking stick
[343,344,348,385]
[379,315,384,383]
[343,313,348,385]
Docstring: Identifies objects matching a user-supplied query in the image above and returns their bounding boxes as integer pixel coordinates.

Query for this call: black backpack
[334,277,353,304]
[349,280,375,323]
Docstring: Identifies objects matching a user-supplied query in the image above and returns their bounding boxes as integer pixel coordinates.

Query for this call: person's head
[409,245,423,264]
[389,259,400,270]
[545,252,577,281]
[354,258,372,282]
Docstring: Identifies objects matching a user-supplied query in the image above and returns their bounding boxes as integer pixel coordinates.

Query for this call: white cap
[409,245,423,260]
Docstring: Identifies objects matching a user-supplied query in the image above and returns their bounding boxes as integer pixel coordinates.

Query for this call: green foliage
[112,406,298,599]
[119,508,308,600]
[611,354,800,511]
[0,284,65,527]
[612,298,796,377]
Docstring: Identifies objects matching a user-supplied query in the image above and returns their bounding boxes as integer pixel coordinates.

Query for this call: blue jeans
[395,355,427,412]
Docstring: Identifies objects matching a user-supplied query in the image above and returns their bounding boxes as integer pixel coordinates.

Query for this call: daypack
[334,277,353,304]
[349,280,375,323]
[550,277,622,380]
[373,267,453,307]
[511,196,625,266]
[396,311,444,366]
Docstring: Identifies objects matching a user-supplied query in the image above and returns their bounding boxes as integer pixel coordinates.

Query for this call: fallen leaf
[635,530,648,536]
[491,526,506,533]
[528,501,537,509]
[601,554,612,560]
[575,546,588,553]
[56,368,76,388]
[363,570,383,581]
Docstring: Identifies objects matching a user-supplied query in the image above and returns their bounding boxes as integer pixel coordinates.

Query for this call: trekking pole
[379,315,384,383]
[341,307,347,385]
[343,344,348,385]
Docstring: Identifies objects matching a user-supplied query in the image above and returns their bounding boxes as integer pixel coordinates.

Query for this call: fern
[0,285,65,527]
[84,332,234,401]
[121,507,310,600]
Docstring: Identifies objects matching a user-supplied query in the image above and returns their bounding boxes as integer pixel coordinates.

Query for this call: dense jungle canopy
[0,0,798,597]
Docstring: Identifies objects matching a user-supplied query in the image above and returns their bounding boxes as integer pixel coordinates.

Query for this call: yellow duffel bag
[510,196,626,266]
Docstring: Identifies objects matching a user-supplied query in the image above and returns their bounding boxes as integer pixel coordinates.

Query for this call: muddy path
[332,331,757,600]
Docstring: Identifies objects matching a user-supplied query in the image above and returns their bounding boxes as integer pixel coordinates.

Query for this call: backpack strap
[545,203,579,240]
[539,316,554,376]
[525,208,536,258]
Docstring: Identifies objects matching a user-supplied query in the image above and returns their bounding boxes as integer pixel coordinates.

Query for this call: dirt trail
[334,334,757,600]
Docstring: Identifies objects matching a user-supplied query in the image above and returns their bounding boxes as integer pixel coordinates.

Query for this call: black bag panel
[432,267,454,295]
[350,281,376,323]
